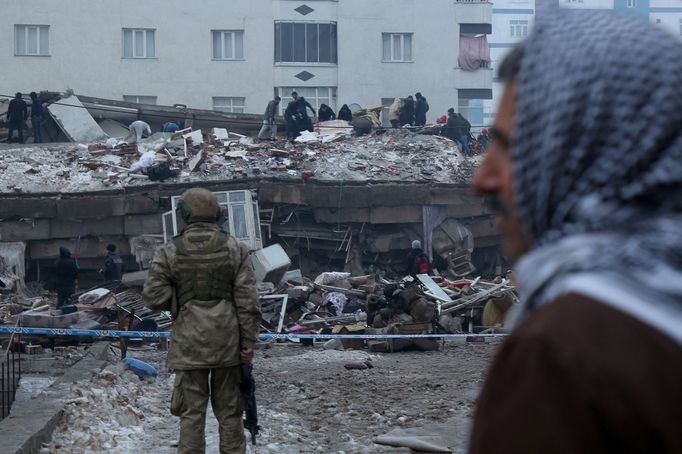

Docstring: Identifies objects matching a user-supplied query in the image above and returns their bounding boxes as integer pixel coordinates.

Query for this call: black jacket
[415,97,429,123]
[8,98,28,122]
[104,253,124,281]
[338,106,353,122]
[54,257,78,291]
[318,106,336,122]
[400,99,415,125]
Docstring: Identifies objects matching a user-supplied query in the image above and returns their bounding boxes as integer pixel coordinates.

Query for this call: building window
[626,0,636,7]
[510,20,529,38]
[277,87,336,111]
[274,22,337,64]
[123,95,158,105]
[680,19,682,36]
[213,97,246,113]
[123,28,155,58]
[212,30,244,60]
[382,33,413,62]
[14,25,49,56]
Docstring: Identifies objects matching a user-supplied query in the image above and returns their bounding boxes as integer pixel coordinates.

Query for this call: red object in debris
[449,280,473,288]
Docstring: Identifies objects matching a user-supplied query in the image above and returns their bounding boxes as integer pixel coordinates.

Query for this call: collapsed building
[0,94,511,348]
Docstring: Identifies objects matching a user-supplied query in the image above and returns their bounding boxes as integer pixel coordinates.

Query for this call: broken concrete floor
[42,341,500,453]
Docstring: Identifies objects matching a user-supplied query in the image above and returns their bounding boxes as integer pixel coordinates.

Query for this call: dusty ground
[42,340,500,454]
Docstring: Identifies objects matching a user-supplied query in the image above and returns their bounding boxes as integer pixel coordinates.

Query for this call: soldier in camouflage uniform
[143,188,261,454]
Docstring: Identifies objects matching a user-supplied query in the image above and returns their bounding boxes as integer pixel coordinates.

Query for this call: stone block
[311,185,369,208]
[124,192,160,214]
[258,182,311,205]
[370,184,429,207]
[313,208,370,223]
[370,205,422,224]
[0,197,57,219]
[0,219,51,241]
[124,214,163,236]
[57,196,125,218]
[50,217,124,238]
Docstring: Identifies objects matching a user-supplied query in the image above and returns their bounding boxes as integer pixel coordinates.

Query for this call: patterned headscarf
[510,8,682,344]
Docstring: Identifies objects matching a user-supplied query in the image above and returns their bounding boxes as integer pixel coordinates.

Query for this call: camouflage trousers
[171,367,245,454]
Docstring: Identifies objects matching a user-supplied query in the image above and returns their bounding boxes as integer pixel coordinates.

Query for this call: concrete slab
[47,96,108,143]
[0,342,110,454]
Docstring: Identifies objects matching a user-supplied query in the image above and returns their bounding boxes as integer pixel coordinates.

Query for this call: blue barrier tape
[0,326,506,340]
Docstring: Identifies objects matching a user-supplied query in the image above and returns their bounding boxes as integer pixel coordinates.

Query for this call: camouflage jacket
[143,222,260,370]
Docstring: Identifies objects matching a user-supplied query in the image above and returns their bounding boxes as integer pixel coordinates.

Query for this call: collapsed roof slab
[47,95,108,143]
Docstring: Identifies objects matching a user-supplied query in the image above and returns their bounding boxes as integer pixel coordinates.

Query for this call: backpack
[414,253,430,275]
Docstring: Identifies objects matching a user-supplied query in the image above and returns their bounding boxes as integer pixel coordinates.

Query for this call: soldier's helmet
[176,188,220,224]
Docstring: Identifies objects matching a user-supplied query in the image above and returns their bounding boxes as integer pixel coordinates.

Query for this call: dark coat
[338,105,353,122]
[54,256,78,292]
[104,253,124,281]
[8,98,28,122]
[318,105,336,122]
[400,99,416,126]
[415,97,429,124]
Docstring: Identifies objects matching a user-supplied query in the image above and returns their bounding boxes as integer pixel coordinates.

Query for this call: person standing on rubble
[285,93,301,141]
[54,247,78,308]
[400,96,416,126]
[405,240,431,277]
[6,92,28,143]
[142,188,261,453]
[129,120,152,143]
[29,92,44,143]
[469,9,682,453]
[257,96,281,141]
[102,244,125,282]
[415,93,429,127]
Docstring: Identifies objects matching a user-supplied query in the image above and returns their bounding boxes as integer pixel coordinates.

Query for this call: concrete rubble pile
[257,251,517,353]
[0,125,475,194]
[0,282,171,335]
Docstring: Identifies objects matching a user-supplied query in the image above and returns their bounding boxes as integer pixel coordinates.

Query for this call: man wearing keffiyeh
[469,7,682,453]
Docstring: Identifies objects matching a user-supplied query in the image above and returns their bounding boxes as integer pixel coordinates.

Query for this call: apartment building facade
[2,0,493,126]
[485,0,682,123]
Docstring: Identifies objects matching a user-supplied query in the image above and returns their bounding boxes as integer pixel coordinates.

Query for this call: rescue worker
[415,92,429,126]
[102,244,124,281]
[29,92,44,143]
[129,120,152,143]
[405,240,431,277]
[257,96,280,141]
[7,92,28,143]
[54,247,78,308]
[142,188,261,454]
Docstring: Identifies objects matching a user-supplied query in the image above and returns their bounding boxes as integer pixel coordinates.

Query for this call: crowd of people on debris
[3,89,489,156]
[258,91,490,156]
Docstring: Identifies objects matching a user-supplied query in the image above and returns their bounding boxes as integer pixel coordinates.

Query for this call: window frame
[211,30,245,60]
[626,0,636,8]
[382,33,413,63]
[212,96,246,114]
[14,24,50,56]
[274,21,338,64]
[122,28,156,59]
[509,20,529,38]
[277,87,337,112]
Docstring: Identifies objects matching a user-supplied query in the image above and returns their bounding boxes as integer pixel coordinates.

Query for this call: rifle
[240,363,260,445]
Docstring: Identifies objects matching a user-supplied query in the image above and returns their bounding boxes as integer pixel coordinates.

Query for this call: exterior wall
[486,0,535,125]
[0,0,492,125]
